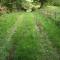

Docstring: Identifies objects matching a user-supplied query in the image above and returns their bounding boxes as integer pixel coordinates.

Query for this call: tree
[39,0,47,7]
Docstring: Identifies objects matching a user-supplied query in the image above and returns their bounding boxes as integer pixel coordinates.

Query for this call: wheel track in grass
[0,14,24,60]
[6,15,23,41]
[33,13,60,60]
[6,13,37,60]
[6,14,24,60]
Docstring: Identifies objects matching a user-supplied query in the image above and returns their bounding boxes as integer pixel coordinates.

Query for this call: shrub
[21,1,40,12]
[0,6,7,15]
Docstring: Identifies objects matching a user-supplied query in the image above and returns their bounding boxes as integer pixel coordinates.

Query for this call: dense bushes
[0,6,7,15]
[0,0,60,12]
[0,0,41,12]
[21,1,40,12]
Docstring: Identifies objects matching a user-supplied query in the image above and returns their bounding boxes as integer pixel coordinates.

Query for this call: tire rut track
[1,14,23,60]
[33,13,60,60]
[6,14,24,60]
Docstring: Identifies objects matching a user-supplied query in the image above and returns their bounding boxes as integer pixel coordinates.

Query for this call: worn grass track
[0,12,60,60]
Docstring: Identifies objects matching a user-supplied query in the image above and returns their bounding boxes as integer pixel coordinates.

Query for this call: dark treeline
[0,0,60,12]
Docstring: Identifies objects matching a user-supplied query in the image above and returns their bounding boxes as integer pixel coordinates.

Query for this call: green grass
[0,7,60,60]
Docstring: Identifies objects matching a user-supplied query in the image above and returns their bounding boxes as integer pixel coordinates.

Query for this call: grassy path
[5,14,23,41]
[0,12,60,60]
[0,14,24,60]
[33,13,60,60]
[0,14,18,60]
[6,14,24,60]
